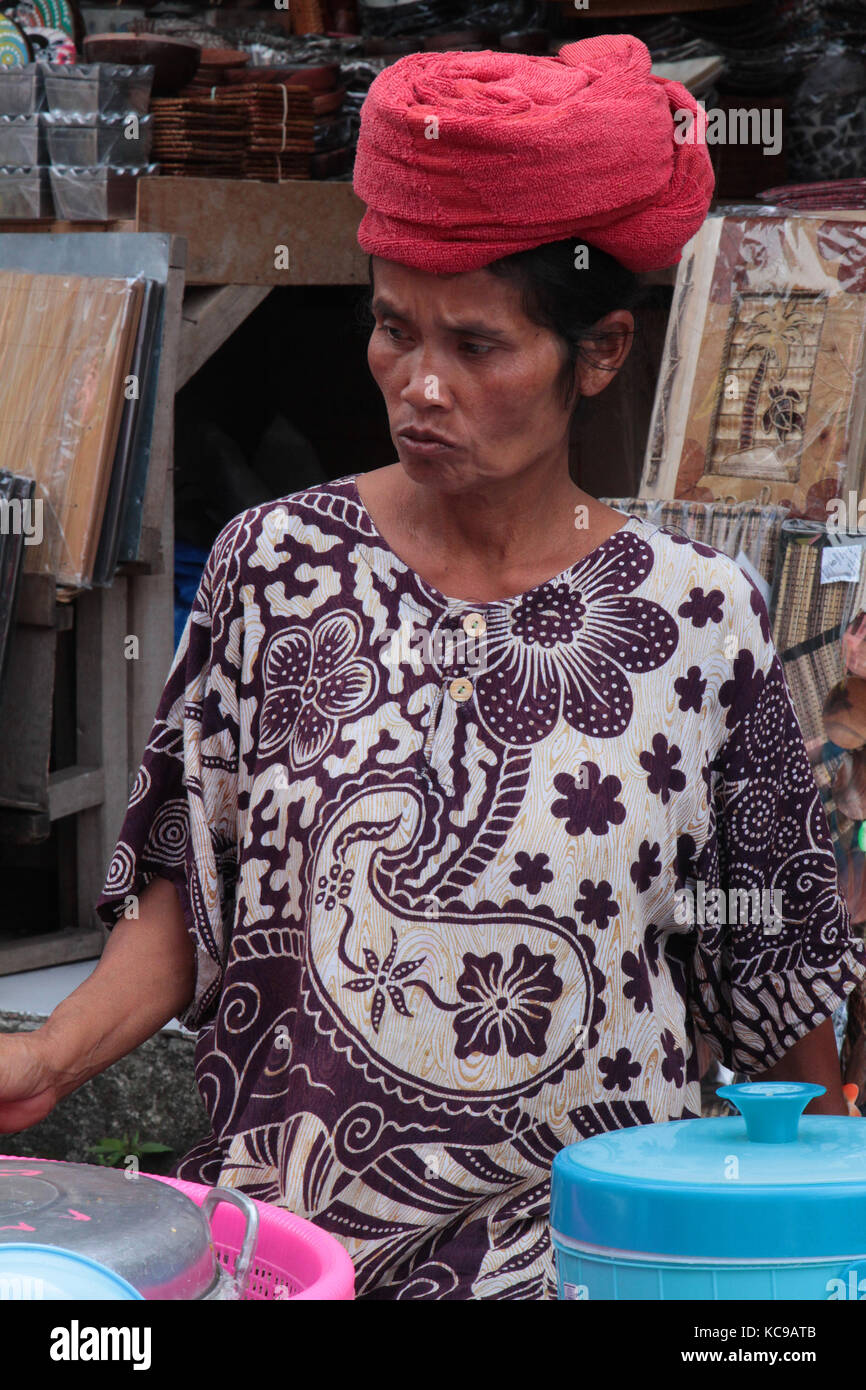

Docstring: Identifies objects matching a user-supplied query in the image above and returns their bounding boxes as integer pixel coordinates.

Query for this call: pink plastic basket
[147,1174,355,1300]
[0,1156,353,1301]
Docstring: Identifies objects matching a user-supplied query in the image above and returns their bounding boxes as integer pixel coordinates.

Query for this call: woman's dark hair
[362,237,649,421]
[485,237,647,414]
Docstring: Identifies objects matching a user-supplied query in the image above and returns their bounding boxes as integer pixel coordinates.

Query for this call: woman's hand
[0,879,195,1137]
[0,1030,63,1135]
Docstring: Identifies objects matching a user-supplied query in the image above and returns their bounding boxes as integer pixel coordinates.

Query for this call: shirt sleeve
[687,645,866,1075]
[95,518,243,1031]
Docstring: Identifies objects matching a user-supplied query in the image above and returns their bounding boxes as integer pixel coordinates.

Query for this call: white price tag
[821,544,862,586]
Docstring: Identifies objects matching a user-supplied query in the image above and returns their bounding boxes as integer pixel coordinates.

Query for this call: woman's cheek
[367,336,387,386]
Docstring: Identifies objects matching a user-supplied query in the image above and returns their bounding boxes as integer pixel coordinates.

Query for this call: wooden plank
[47,765,104,821]
[136,178,368,286]
[14,577,73,629]
[14,574,56,627]
[0,809,50,843]
[0,625,56,810]
[134,240,185,572]
[178,284,271,388]
[0,269,144,587]
[0,219,135,235]
[75,580,128,931]
[128,485,174,776]
[0,928,103,976]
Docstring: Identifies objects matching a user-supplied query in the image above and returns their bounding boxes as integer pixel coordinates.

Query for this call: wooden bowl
[499,31,550,54]
[825,677,866,750]
[199,48,249,69]
[422,30,485,50]
[839,846,866,923]
[843,612,866,680]
[223,63,338,91]
[82,33,200,96]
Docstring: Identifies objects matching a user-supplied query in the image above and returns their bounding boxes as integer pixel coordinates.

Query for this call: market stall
[3,0,866,1313]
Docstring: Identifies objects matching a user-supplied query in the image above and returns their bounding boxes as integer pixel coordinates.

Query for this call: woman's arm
[753,1017,847,1115]
[0,876,194,1134]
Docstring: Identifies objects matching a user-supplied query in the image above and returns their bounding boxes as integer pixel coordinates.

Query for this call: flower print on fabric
[599,1047,641,1092]
[574,879,619,930]
[551,764,626,836]
[660,1029,685,1086]
[691,654,864,1072]
[466,528,678,744]
[259,609,378,767]
[94,477,866,1302]
[719,647,766,729]
[678,586,725,628]
[342,925,426,1035]
[640,734,687,804]
[622,946,653,1014]
[631,840,661,893]
[674,665,706,714]
[451,945,562,1060]
[661,528,718,560]
[510,852,554,895]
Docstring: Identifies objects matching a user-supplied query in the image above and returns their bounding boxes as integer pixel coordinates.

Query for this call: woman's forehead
[370,257,524,327]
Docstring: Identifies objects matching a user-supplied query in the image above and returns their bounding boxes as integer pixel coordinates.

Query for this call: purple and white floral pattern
[96,476,866,1302]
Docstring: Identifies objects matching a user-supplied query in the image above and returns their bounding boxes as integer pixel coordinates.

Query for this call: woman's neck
[357,461,625,602]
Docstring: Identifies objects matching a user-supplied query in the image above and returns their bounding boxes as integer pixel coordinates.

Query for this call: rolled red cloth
[353,35,714,274]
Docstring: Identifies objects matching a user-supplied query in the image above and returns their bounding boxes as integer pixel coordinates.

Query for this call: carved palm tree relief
[737,298,810,450]
[706,291,825,483]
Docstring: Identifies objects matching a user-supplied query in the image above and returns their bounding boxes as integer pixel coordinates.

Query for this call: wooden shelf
[136,177,368,286]
[0,179,367,285]
[0,928,105,976]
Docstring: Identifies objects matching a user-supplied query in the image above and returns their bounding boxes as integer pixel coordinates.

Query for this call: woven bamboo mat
[601,497,788,588]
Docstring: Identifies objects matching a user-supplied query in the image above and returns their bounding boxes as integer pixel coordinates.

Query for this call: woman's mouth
[397,428,458,456]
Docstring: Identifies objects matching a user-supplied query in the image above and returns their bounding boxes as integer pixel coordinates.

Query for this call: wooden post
[75,578,128,932]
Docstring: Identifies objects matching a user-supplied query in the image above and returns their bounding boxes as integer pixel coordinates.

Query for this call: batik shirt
[96,475,866,1300]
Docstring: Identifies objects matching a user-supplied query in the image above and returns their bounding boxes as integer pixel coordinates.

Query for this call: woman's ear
[574,310,635,399]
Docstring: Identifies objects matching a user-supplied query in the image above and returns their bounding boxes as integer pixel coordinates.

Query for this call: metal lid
[550,1083,866,1260]
[0,1158,217,1299]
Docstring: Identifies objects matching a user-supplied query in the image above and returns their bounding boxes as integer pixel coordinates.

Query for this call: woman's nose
[400,357,450,410]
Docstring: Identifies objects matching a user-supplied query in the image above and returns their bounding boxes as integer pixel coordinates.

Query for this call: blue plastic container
[550,1082,866,1301]
[0,1244,144,1299]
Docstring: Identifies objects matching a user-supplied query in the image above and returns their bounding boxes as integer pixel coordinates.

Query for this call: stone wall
[0,1012,210,1174]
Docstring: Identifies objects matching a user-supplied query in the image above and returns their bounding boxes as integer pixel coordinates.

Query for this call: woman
[2,36,864,1301]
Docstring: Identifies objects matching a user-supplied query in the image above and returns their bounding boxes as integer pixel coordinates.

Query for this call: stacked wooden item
[150,60,350,181]
[150,94,248,178]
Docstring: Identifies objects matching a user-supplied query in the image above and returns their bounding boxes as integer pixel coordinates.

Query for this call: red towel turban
[353,35,714,274]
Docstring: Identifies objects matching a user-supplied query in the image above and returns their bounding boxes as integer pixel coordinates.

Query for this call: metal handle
[717,1082,826,1144]
[201,1187,259,1298]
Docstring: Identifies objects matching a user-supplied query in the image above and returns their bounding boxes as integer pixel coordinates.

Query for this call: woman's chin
[396,452,465,486]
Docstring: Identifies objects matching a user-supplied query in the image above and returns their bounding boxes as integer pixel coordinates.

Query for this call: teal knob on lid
[716,1082,826,1143]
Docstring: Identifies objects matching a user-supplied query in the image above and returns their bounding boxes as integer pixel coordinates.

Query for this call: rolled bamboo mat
[0,269,143,588]
[600,497,788,587]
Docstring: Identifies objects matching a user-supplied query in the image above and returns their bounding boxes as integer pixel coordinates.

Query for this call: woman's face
[367,256,632,494]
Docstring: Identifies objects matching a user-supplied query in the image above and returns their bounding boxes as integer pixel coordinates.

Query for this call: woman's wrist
[32,1008,102,1099]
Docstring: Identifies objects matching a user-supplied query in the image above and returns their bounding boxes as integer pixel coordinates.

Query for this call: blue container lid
[0,1244,144,1299]
[550,1083,866,1260]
